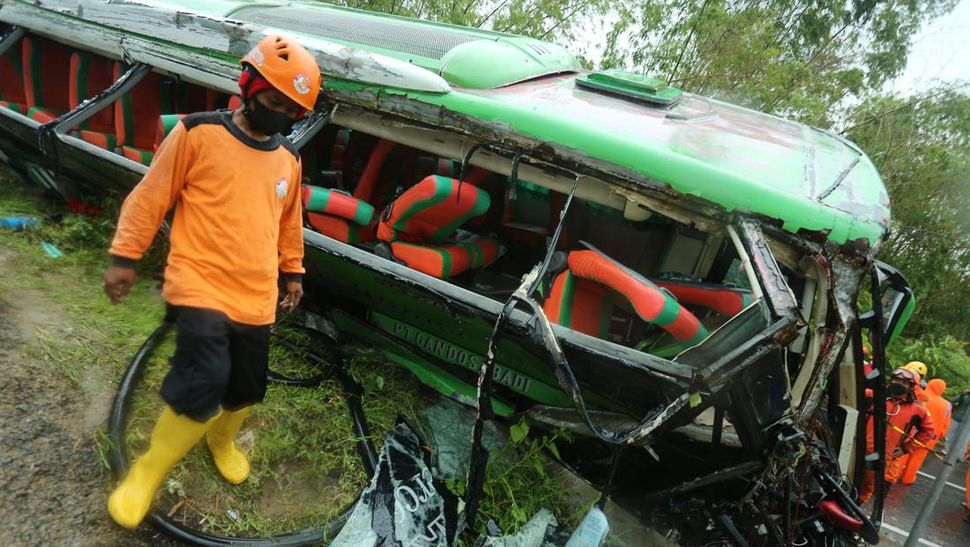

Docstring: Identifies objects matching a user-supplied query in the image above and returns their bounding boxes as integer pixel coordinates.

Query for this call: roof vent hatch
[577,70,683,106]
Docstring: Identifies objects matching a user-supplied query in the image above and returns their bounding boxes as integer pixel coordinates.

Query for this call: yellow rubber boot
[206,407,251,484]
[108,406,214,529]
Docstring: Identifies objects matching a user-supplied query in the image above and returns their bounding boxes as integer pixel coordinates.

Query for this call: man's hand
[279,279,303,313]
[103,265,136,304]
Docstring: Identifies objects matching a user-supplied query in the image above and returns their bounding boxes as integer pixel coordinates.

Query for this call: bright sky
[888,0,970,95]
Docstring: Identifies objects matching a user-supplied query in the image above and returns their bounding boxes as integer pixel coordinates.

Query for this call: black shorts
[160,306,271,421]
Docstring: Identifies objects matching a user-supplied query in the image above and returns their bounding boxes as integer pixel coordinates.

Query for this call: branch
[669,0,710,82]
[840,83,970,135]
[476,0,509,28]
[539,0,593,40]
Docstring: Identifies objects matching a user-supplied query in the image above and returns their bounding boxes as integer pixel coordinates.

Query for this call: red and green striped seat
[70,51,117,149]
[388,237,502,278]
[177,84,226,113]
[303,138,396,244]
[544,246,708,346]
[303,186,375,225]
[378,175,490,244]
[115,66,173,165]
[652,279,753,317]
[544,271,615,338]
[376,175,502,278]
[306,212,376,244]
[302,185,377,243]
[22,36,72,124]
[0,38,26,114]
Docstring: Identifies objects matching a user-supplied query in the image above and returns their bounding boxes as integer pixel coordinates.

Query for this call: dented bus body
[0,1,914,544]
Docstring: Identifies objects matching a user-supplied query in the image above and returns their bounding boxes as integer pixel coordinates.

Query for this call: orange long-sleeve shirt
[110,111,304,325]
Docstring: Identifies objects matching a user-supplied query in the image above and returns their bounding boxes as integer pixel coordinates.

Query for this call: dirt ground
[0,247,161,546]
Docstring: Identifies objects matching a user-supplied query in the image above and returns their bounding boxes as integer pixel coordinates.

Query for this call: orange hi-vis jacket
[110,111,304,325]
[865,394,936,458]
[924,379,952,445]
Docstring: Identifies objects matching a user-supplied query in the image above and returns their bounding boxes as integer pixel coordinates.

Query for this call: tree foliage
[846,89,970,344]
[887,334,970,396]
[599,0,958,127]
[330,0,610,51]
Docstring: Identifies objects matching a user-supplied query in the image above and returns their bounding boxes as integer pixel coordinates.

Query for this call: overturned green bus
[0,0,914,544]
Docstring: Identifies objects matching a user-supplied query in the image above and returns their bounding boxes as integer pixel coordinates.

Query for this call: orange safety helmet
[240,35,321,112]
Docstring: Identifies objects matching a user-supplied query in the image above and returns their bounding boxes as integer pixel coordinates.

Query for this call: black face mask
[888,382,909,397]
[244,97,295,136]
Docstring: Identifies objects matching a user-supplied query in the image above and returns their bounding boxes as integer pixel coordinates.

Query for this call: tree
[845,89,970,342]
[329,0,611,53]
[600,0,958,127]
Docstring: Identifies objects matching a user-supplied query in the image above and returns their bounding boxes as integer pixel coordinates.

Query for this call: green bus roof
[19,0,890,247]
[218,1,581,89]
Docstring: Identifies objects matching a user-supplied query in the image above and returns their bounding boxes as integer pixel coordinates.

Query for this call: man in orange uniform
[900,378,952,484]
[101,35,321,529]
[859,368,936,502]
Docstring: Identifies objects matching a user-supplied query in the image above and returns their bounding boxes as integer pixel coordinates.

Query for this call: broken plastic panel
[331,417,461,546]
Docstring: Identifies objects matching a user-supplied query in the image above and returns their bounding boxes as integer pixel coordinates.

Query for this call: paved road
[876,444,970,546]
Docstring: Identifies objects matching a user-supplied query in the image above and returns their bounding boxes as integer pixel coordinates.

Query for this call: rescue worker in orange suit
[903,361,928,402]
[101,35,321,529]
[858,367,936,503]
[899,378,952,484]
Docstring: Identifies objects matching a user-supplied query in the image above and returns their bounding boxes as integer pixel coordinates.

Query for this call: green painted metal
[577,70,683,106]
[330,308,515,416]
[371,312,571,406]
[18,0,891,248]
[220,1,579,89]
[887,296,916,347]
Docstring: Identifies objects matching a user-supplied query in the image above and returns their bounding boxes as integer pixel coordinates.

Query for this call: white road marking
[916,470,967,492]
[880,522,945,547]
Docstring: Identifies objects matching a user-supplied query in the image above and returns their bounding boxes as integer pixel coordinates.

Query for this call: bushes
[887,334,970,397]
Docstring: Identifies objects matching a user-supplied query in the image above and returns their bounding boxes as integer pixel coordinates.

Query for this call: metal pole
[902,404,970,547]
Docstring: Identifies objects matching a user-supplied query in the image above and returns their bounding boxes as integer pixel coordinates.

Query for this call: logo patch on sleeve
[276,178,288,199]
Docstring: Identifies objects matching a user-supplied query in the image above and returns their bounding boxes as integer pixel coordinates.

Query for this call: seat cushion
[23,36,72,113]
[69,51,115,133]
[121,145,154,165]
[115,67,173,150]
[377,175,490,244]
[653,279,753,317]
[27,106,62,124]
[544,271,614,338]
[0,40,26,107]
[78,129,118,150]
[306,212,376,244]
[0,100,25,114]
[389,237,501,278]
[566,248,707,344]
[302,186,374,225]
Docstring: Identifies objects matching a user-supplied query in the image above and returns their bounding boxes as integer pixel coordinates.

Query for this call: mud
[0,248,161,546]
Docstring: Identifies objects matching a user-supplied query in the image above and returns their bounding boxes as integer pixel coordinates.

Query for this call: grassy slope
[0,165,588,541]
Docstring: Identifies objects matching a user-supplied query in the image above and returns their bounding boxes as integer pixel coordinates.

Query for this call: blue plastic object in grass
[41,242,63,259]
[0,216,39,230]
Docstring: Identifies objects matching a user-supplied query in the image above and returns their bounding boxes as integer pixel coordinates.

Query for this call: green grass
[0,164,591,542]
